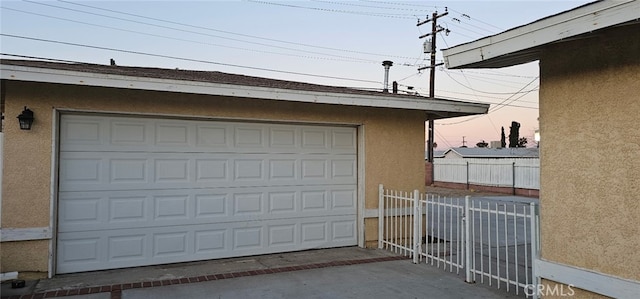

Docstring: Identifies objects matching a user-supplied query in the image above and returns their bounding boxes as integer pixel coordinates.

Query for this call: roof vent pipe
[382,60,393,93]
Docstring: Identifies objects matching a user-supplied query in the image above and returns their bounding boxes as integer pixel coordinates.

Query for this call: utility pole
[418,9,449,179]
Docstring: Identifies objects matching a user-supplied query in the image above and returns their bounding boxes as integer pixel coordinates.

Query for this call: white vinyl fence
[378,184,540,298]
[433,158,540,190]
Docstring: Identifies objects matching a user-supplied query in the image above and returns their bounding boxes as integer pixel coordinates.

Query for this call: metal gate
[378,184,540,298]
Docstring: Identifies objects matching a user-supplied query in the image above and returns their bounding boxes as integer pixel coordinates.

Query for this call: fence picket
[378,186,539,297]
[433,158,539,189]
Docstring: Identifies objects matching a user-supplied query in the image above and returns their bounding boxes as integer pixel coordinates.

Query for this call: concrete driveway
[120,259,521,299]
[2,247,523,299]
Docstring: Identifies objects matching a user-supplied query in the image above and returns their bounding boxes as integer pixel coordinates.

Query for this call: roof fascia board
[1,64,488,115]
[443,0,639,69]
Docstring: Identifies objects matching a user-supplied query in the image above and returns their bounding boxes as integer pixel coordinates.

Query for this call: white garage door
[56,114,357,274]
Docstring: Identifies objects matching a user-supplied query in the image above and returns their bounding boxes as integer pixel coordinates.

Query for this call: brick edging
[2,256,407,299]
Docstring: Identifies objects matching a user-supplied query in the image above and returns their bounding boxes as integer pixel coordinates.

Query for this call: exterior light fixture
[17,106,34,130]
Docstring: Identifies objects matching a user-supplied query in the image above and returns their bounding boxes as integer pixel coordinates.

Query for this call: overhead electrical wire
[435,130,453,148]
[359,0,441,10]
[407,89,538,110]
[485,114,500,135]
[246,0,416,19]
[443,70,539,95]
[441,21,486,38]
[437,77,539,125]
[14,2,384,64]
[311,0,431,12]
[57,0,419,60]
[437,32,539,103]
[13,10,374,65]
[360,0,503,32]
[447,8,504,32]
[487,80,539,113]
[0,34,383,85]
[1,53,84,64]
[6,1,530,109]
[444,69,536,88]
[455,69,537,79]
[449,16,496,35]
[434,89,539,105]
[3,7,381,64]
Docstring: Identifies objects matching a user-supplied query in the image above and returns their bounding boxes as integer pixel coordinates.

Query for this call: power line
[447,8,504,32]
[311,0,431,12]
[442,20,487,38]
[359,1,503,32]
[487,76,539,112]
[443,70,539,95]
[0,53,83,64]
[434,89,539,105]
[435,129,453,148]
[405,88,539,109]
[434,32,539,109]
[485,114,500,135]
[0,34,382,85]
[449,16,496,35]
[246,0,415,19]
[436,78,539,126]
[444,69,535,88]
[13,3,382,64]
[4,7,382,65]
[57,0,419,60]
[454,69,537,79]
[360,0,441,10]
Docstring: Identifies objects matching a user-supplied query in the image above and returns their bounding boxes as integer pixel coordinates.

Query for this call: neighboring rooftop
[432,147,539,159]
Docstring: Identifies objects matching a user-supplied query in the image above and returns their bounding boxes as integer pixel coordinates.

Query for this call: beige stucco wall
[0,81,426,273]
[539,22,640,295]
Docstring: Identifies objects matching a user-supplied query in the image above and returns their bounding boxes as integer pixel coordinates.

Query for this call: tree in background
[518,137,528,148]
[476,140,488,148]
[508,121,521,148]
[500,127,506,148]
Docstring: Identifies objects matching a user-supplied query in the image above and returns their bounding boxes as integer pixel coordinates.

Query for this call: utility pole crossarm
[418,27,447,39]
[417,63,444,72]
[416,11,449,26]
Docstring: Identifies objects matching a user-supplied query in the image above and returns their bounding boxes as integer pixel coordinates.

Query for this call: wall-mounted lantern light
[17,106,34,130]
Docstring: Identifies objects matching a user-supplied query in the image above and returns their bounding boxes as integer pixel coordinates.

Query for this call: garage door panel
[58,186,356,233]
[60,152,355,192]
[58,115,357,274]
[57,216,356,274]
[61,115,355,155]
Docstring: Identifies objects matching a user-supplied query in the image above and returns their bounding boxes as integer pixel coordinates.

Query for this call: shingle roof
[0,59,427,100]
[2,58,492,118]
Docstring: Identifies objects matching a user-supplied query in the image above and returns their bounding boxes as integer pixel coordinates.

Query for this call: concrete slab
[121,259,521,299]
[32,247,397,293]
[1,247,528,298]
[475,195,539,204]
[64,294,110,299]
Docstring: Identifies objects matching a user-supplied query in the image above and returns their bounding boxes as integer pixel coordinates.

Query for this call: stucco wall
[539,22,640,291]
[0,81,426,272]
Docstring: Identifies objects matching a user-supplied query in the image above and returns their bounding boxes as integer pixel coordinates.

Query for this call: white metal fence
[378,184,540,297]
[433,158,540,190]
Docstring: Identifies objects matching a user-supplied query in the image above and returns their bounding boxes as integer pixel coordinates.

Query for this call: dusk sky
[1,0,592,148]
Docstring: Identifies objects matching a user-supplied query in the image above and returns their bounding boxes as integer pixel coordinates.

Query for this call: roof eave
[1,64,489,117]
[442,0,640,69]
